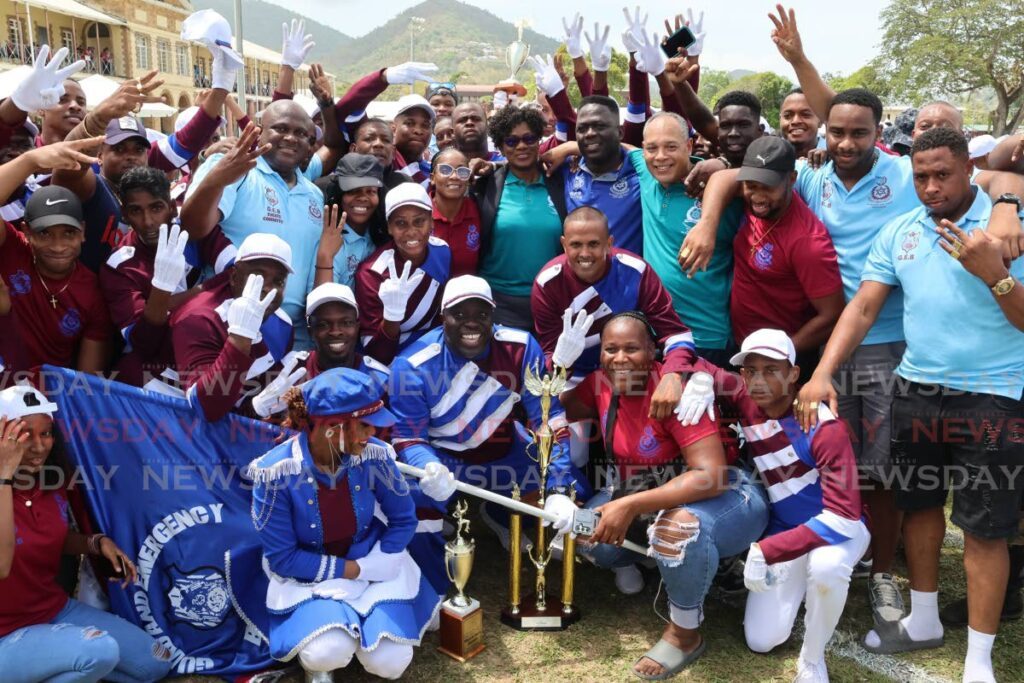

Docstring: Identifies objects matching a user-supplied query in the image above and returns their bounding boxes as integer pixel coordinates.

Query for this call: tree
[824,65,892,101]
[874,0,1024,135]
[711,72,794,129]
[697,69,733,104]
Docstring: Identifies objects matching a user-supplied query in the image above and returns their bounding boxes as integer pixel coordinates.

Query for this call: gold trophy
[501,362,581,631]
[437,500,485,661]
[496,19,530,97]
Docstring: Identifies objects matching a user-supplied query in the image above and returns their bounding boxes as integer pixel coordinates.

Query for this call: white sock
[962,627,996,683]
[865,590,943,648]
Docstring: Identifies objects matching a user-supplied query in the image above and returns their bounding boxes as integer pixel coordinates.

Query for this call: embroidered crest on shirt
[59,308,81,337]
[9,270,30,295]
[638,425,659,457]
[754,242,774,270]
[308,199,322,220]
[898,230,921,261]
[685,202,702,224]
[871,176,892,204]
[264,187,279,207]
[570,174,586,201]
[822,178,834,208]
[610,178,631,199]
[466,223,480,251]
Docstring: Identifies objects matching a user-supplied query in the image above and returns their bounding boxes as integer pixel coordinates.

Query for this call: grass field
[172,507,1023,683]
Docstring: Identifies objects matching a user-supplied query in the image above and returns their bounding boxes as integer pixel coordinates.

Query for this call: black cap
[334,153,384,192]
[24,186,84,233]
[736,137,797,186]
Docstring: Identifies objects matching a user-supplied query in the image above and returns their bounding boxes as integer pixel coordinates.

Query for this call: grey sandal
[861,621,944,655]
[633,637,707,680]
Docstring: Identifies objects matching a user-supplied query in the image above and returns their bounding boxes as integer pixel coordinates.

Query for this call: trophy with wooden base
[437,500,485,662]
[496,18,530,98]
[500,363,581,631]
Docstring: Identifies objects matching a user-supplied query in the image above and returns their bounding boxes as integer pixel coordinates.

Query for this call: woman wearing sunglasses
[475,106,567,331]
[429,148,482,277]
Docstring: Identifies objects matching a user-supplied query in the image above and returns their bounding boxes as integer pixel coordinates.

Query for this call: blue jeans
[0,598,173,683]
[587,467,769,617]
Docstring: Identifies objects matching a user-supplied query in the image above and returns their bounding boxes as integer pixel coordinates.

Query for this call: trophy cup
[437,500,485,662]
[501,363,581,631]
[496,19,530,98]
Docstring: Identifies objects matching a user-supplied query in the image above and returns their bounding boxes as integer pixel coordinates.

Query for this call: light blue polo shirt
[306,224,375,290]
[187,154,324,348]
[795,151,920,345]
[862,189,1024,398]
[302,153,324,182]
[629,149,743,350]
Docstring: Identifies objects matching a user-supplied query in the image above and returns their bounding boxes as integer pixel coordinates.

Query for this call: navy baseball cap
[302,368,396,427]
[105,115,148,146]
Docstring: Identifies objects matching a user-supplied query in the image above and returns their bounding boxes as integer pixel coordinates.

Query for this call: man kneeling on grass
[680,329,868,683]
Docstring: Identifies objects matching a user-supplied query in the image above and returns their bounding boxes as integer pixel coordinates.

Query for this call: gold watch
[991,276,1016,297]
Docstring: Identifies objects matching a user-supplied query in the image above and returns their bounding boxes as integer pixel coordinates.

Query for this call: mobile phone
[661,25,696,57]
[571,509,600,538]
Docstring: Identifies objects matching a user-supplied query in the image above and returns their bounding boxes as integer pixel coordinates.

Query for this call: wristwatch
[0,478,13,486]
[993,193,1021,210]
[991,275,1016,296]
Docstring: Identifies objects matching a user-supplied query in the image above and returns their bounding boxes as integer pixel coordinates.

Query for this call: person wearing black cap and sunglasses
[314,153,385,289]
[0,185,111,376]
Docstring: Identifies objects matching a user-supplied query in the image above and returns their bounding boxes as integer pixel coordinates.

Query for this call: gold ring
[792,399,800,407]
[809,401,819,409]
[680,247,691,259]
[950,249,961,261]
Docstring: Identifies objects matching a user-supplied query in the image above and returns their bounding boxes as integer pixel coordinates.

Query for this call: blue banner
[42,366,280,677]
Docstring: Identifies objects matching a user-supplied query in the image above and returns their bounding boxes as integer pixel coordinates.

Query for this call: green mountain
[328,0,561,95]
[190,0,352,69]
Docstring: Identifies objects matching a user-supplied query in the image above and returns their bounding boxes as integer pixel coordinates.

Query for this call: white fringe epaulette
[356,441,399,465]
[246,437,305,484]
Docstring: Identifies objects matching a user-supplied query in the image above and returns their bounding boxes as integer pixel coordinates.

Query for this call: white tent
[79,74,177,118]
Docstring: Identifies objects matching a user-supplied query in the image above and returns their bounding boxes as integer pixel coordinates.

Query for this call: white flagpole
[233,0,246,110]
[395,461,648,556]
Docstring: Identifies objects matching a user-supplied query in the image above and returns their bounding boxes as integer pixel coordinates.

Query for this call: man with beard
[389,275,589,596]
[729,137,844,380]
[779,88,824,158]
[451,102,504,163]
[296,282,389,387]
[549,96,644,255]
[181,102,323,348]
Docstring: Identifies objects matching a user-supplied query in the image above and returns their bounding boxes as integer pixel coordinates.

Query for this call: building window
[60,28,73,52]
[7,18,22,49]
[156,38,170,72]
[134,34,150,70]
[175,43,188,76]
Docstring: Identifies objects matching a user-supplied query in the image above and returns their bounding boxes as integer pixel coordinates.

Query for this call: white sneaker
[614,564,645,595]
[793,658,829,683]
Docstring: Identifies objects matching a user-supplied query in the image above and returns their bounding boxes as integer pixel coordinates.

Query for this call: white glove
[634,28,666,76]
[150,224,190,294]
[586,24,612,72]
[419,461,456,502]
[11,45,85,113]
[281,18,315,70]
[685,9,706,56]
[226,274,275,341]
[674,371,716,426]
[313,577,368,600]
[379,260,425,322]
[211,48,238,92]
[252,355,307,418]
[355,544,402,583]
[621,6,648,54]
[385,61,439,85]
[492,90,510,110]
[543,493,577,538]
[551,308,595,370]
[562,13,585,59]
[525,54,565,98]
[743,543,790,593]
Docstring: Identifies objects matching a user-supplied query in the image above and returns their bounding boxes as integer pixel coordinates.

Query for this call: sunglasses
[435,163,472,181]
[503,133,540,148]
[429,81,457,91]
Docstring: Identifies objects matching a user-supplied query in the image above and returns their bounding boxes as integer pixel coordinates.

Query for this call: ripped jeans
[0,598,173,683]
[586,467,769,627]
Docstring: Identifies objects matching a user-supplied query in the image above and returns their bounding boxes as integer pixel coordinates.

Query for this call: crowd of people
[0,4,1023,682]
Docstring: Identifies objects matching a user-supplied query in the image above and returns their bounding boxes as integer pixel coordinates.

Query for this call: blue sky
[259,0,889,76]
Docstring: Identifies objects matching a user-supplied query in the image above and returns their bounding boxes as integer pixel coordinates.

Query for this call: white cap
[236,233,294,274]
[306,282,358,316]
[385,182,432,219]
[395,94,436,123]
[729,328,796,367]
[442,275,495,311]
[0,385,58,420]
[968,134,997,159]
[180,9,244,69]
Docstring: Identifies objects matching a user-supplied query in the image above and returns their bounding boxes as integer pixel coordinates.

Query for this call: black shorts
[890,382,1024,539]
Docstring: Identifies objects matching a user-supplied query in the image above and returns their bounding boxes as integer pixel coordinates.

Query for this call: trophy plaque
[500,364,581,631]
[438,500,485,662]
